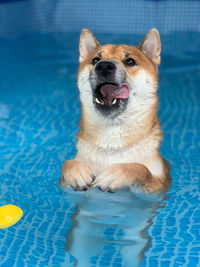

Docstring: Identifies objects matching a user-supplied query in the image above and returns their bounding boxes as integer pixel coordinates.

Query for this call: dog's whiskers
[81,78,89,86]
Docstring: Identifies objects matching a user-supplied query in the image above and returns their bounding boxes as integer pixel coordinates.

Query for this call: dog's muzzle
[93,60,130,106]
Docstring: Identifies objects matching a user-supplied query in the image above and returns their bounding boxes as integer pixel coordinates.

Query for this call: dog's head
[78,29,161,121]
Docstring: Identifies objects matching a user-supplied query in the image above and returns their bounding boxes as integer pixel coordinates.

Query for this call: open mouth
[94,83,130,106]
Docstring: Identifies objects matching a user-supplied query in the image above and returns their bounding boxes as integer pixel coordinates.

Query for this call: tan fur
[61,29,170,193]
[93,162,170,193]
[61,159,93,190]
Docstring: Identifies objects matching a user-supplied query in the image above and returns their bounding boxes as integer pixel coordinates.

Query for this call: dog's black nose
[95,61,116,79]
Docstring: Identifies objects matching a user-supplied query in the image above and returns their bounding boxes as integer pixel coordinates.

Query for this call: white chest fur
[76,132,161,175]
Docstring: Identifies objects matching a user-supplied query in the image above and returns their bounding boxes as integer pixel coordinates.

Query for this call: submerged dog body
[61,29,170,193]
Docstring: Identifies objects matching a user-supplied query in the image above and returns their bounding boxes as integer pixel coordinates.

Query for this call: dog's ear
[139,29,161,65]
[79,29,100,63]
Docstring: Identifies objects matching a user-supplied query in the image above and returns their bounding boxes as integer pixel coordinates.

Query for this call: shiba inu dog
[60,29,170,193]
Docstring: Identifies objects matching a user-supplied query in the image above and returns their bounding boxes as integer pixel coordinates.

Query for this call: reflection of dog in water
[65,189,165,266]
[60,29,170,194]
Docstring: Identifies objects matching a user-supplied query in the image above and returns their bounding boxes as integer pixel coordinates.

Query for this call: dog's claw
[107,188,115,193]
[97,186,115,193]
[98,186,103,191]
[72,186,79,191]
[81,186,88,191]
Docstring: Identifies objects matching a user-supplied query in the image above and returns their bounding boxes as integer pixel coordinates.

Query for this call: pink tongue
[100,83,130,103]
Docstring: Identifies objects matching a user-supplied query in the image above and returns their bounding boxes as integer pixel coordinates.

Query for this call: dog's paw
[92,164,128,192]
[60,160,94,191]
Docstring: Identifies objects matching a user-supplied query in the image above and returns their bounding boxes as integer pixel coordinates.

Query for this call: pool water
[0,32,200,267]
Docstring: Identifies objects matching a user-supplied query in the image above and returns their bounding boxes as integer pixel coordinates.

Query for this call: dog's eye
[124,57,136,67]
[92,57,101,65]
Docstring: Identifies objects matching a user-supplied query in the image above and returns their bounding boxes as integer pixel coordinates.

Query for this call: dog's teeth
[112,99,117,105]
[95,98,101,104]
[95,98,104,105]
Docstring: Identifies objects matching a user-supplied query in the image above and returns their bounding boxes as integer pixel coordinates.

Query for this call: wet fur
[60,29,170,193]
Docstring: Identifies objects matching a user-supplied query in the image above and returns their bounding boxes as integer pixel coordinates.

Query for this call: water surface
[0,33,200,266]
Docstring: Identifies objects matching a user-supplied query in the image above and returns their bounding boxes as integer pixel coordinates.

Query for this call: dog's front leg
[93,163,169,193]
[60,160,94,191]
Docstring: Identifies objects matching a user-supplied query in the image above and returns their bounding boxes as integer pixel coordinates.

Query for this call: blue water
[0,33,200,267]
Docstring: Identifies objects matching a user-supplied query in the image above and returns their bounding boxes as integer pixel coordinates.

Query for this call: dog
[60,29,170,193]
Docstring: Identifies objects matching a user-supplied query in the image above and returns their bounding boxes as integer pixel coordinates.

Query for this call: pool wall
[0,1,200,266]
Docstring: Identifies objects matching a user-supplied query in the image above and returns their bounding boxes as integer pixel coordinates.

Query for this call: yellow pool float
[0,205,23,229]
